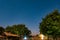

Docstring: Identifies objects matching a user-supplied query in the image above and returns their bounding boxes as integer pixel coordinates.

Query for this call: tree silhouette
[5,24,31,36]
[39,10,60,40]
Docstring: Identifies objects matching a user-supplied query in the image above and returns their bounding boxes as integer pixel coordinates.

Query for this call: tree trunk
[48,36,49,40]
[56,37,57,40]
[53,37,57,40]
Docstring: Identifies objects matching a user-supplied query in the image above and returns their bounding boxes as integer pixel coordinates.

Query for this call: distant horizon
[0,23,40,35]
[0,0,60,35]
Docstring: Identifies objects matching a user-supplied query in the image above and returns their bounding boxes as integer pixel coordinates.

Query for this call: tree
[39,10,60,40]
[5,26,14,33]
[0,26,5,35]
[5,24,31,36]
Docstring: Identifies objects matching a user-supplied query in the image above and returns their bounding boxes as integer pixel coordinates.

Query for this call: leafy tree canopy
[0,26,5,35]
[39,10,60,37]
[5,24,31,36]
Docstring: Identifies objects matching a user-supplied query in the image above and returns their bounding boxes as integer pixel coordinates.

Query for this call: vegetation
[39,10,60,40]
[0,26,5,35]
[1,10,60,40]
[5,24,31,36]
[0,24,31,37]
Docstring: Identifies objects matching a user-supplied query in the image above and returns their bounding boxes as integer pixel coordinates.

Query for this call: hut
[0,32,20,40]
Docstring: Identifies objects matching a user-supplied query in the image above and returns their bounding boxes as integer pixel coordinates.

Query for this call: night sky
[0,0,60,35]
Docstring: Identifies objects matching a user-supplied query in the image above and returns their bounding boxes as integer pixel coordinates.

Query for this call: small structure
[0,32,20,40]
[0,35,5,40]
[4,32,19,37]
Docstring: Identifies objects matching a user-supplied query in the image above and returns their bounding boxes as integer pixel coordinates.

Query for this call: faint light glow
[41,34,44,39]
[39,34,44,40]
[24,36,27,39]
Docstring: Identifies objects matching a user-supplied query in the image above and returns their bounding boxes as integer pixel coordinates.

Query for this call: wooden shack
[0,32,20,40]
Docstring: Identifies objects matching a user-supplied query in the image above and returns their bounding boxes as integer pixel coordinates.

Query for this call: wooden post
[6,37,8,40]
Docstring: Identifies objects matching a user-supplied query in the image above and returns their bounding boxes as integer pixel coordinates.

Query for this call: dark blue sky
[0,0,60,35]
